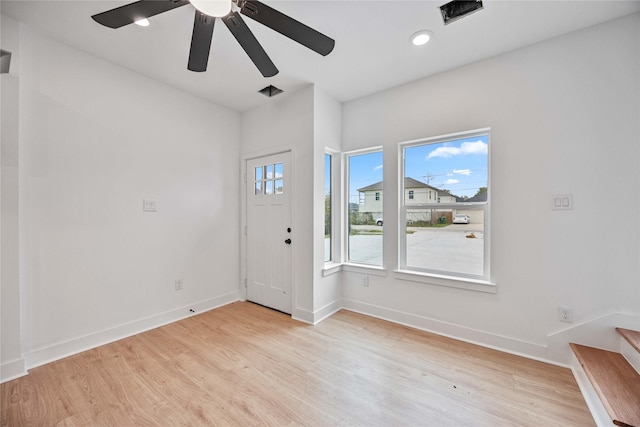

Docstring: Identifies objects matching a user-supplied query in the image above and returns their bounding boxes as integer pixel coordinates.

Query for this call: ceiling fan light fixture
[190,0,232,17]
[411,30,432,46]
[134,18,150,26]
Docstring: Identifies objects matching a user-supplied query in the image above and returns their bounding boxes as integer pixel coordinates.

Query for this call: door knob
[285,238,292,244]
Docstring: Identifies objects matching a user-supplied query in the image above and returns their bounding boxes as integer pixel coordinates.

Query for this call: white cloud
[374,164,383,171]
[428,146,460,159]
[461,140,488,155]
[453,169,471,175]
[444,179,459,185]
[427,140,487,159]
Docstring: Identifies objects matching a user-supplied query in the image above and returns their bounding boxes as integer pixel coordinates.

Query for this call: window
[346,149,383,266]
[400,129,489,280]
[324,153,332,262]
[254,162,284,195]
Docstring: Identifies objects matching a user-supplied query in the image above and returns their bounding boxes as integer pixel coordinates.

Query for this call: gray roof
[457,191,487,203]
[357,177,441,193]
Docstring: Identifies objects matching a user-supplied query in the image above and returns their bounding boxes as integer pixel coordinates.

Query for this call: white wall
[12,25,241,370]
[341,13,640,360]
[240,86,316,322]
[1,14,24,381]
[312,88,342,321]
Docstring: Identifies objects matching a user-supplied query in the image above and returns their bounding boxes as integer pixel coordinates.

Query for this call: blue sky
[404,135,488,198]
[326,135,488,202]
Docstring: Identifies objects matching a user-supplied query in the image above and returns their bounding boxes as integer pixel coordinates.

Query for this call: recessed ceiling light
[134,18,150,27]
[411,30,432,46]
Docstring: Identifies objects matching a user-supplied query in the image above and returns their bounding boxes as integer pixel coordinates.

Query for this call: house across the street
[357,177,463,224]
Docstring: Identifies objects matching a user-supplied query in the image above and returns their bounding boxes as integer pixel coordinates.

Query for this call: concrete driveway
[338,223,485,275]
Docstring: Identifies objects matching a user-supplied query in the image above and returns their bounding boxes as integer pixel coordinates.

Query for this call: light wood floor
[2,301,594,426]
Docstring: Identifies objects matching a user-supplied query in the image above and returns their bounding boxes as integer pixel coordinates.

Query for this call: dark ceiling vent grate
[0,49,12,74]
[258,85,284,98]
[440,0,484,25]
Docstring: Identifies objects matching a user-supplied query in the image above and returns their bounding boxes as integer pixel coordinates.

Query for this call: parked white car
[376,218,383,226]
[452,214,470,224]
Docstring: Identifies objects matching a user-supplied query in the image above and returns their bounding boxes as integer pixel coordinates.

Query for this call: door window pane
[275,180,283,194]
[253,163,284,196]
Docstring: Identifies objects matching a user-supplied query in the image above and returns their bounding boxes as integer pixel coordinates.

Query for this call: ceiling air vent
[440,0,484,25]
[258,85,284,98]
[0,50,12,74]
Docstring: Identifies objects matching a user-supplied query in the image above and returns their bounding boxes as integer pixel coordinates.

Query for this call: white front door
[246,151,292,314]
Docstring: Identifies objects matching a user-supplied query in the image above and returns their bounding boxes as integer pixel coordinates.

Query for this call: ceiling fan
[91,0,335,77]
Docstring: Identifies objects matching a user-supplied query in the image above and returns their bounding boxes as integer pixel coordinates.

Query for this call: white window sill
[322,262,342,277]
[322,262,387,277]
[394,269,496,293]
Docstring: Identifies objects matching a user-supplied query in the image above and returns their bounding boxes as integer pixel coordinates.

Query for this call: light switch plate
[143,199,157,212]
[552,194,573,210]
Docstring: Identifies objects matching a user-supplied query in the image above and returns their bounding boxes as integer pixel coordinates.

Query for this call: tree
[325,195,331,236]
[474,187,487,197]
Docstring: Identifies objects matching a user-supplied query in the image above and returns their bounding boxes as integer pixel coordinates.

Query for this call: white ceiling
[2,0,639,111]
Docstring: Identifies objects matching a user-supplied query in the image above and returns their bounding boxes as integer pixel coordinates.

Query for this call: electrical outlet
[175,279,183,291]
[558,306,573,322]
[361,276,369,287]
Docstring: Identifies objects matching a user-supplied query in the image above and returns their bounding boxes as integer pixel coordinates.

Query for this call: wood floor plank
[2,302,594,426]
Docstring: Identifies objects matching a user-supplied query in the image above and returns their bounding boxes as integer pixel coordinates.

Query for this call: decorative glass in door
[255,162,284,195]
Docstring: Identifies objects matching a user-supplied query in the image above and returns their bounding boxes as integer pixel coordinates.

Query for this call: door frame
[240,147,296,312]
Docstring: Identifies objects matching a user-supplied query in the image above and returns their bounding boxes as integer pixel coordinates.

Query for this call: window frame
[397,128,493,287]
[324,152,333,263]
[253,162,284,196]
[343,146,384,268]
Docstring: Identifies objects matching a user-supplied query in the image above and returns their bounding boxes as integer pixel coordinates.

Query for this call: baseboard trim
[341,298,560,366]
[291,299,343,325]
[291,307,314,324]
[311,299,343,325]
[621,337,640,374]
[0,358,27,384]
[25,292,240,370]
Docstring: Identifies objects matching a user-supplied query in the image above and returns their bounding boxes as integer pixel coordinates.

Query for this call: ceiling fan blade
[222,12,278,78]
[239,0,335,56]
[188,11,215,72]
[92,0,190,29]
